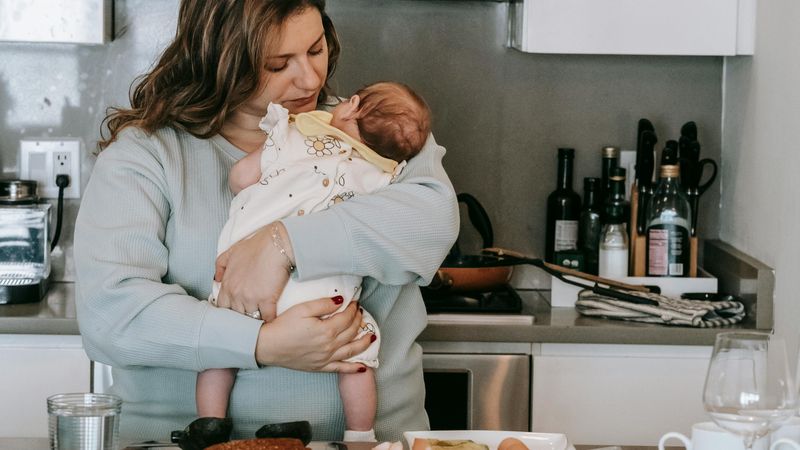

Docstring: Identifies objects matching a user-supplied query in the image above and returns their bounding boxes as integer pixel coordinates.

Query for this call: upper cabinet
[509,0,756,56]
[0,0,113,45]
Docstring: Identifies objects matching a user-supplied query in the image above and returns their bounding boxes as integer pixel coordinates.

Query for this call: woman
[74,0,458,443]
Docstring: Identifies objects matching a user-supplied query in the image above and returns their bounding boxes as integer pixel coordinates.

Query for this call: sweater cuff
[198,305,262,370]
[281,210,353,281]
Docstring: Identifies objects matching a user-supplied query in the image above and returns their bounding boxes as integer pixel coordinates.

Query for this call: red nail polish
[332,295,344,305]
[370,334,377,343]
[358,366,367,373]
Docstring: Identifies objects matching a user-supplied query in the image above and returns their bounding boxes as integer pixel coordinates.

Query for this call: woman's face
[248,7,329,115]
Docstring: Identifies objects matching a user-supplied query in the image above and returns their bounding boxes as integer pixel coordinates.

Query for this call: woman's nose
[293,56,323,90]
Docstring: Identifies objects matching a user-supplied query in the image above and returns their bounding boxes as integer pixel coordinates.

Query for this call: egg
[412,438,431,450]
[497,437,528,450]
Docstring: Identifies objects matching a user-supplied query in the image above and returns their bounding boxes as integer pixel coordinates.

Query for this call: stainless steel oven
[421,345,531,431]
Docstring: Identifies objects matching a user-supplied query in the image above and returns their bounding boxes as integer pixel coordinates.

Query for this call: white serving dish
[403,430,574,450]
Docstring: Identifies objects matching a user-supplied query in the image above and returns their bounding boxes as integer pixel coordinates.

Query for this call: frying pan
[430,193,657,295]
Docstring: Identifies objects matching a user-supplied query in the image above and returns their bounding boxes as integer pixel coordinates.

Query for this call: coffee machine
[0,179,51,304]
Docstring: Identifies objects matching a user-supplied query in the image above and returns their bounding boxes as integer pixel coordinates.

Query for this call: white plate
[403,430,574,450]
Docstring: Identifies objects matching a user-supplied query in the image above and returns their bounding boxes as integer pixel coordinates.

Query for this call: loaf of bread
[206,437,308,450]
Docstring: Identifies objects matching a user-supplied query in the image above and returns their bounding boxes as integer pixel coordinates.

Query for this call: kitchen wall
[0,0,724,287]
[720,0,800,354]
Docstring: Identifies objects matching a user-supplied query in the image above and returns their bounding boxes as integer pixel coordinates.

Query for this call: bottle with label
[598,170,629,278]
[578,177,602,275]
[645,161,692,277]
[545,148,581,263]
[600,146,620,206]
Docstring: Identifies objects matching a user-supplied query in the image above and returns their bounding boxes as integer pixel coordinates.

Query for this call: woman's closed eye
[308,44,324,56]
[267,58,288,73]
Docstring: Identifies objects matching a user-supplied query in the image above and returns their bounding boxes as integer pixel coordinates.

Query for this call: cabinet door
[0,335,90,438]
[531,343,711,446]
[510,0,756,56]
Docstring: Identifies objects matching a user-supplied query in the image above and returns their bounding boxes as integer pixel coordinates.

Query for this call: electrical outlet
[19,139,81,199]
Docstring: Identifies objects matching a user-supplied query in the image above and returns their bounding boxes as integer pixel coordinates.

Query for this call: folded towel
[575,289,745,327]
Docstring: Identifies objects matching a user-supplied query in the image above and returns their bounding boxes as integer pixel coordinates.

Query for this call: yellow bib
[291,110,399,174]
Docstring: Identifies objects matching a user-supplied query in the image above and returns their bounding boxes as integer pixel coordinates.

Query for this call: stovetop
[421,284,522,314]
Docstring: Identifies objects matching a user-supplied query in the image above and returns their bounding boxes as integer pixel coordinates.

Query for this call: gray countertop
[0,282,765,346]
[0,281,79,335]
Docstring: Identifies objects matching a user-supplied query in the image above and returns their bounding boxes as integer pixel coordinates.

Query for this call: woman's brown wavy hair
[98,0,340,150]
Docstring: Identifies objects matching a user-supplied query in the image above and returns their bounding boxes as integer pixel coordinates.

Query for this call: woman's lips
[288,94,316,107]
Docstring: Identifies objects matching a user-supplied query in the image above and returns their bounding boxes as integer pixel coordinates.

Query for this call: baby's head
[331,81,431,162]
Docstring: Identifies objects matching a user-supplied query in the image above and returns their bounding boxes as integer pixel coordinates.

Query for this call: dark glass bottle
[646,162,692,277]
[600,146,620,205]
[603,166,631,239]
[578,177,602,275]
[545,148,581,263]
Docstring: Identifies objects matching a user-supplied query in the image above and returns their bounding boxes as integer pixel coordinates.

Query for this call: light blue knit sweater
[74,126,458,442]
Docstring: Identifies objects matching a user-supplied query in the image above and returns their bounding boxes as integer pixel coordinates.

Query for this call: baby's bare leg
[196,368,237,418]
[339,368,377,433]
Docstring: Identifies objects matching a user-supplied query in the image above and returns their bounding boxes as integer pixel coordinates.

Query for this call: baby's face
[330,96,362,142]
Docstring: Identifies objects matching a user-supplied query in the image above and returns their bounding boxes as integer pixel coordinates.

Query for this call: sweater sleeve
[74,130,262,371]
[281,133,459,286]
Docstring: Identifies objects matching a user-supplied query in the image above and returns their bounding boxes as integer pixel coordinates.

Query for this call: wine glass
[703,331,799,449]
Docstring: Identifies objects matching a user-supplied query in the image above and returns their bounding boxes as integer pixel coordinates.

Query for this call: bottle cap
[558,148,575,158]
[602,146,620,158]
[610,167,626,180]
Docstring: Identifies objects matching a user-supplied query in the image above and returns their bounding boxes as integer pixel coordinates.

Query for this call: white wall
[721,0,800,352]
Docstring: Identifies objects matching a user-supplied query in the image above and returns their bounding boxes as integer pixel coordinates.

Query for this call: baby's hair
[354,82,431,162]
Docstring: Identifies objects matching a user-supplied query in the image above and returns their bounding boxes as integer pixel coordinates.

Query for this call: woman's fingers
[321,361,369,374]
[255,297,373,371]
[214,250,229,282]
[328,331,373,364]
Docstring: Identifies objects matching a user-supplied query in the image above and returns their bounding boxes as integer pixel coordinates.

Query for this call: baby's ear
[349,94,360,108]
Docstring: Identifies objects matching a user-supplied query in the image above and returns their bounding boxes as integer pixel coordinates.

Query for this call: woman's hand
[255,298,373,373]
[214,221,295,321]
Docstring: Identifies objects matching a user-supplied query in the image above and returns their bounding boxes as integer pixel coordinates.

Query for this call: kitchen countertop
[0,282,765,345]
[418,289,764,346]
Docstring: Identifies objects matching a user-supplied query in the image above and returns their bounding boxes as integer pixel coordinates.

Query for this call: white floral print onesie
[211,103,405,367]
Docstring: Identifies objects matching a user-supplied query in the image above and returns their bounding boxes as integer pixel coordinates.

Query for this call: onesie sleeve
[281,133,459,286]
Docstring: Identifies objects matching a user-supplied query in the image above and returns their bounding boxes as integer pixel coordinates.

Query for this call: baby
[202,81,432,441]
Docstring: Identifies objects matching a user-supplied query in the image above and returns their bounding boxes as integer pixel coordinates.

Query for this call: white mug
[771,417,800,450]
[659,421,769,450]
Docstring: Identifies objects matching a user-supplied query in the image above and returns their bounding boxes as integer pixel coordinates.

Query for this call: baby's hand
[228,147,264,194]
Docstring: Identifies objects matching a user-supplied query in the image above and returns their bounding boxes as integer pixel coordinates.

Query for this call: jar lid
[0,179,39,204]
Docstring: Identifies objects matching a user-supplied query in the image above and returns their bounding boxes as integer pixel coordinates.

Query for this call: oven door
[422,353,530,431]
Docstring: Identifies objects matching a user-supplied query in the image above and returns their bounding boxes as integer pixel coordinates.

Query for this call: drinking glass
[703,331,799,449]
[48,393,122,450]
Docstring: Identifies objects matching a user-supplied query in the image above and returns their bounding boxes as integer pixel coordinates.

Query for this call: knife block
[629,184,697,277]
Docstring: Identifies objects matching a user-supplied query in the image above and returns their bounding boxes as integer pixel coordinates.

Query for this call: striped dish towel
[575,289,746,327]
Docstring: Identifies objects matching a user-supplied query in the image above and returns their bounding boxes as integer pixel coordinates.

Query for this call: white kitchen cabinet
[0,335,90,438]
[531,343,712,446]
[509,0,756,56]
